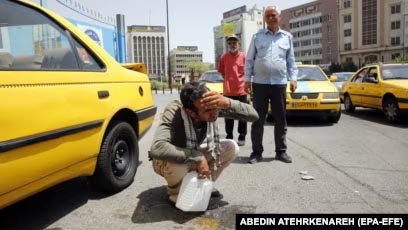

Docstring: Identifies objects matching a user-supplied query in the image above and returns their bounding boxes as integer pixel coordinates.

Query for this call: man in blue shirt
[245,5,298,164]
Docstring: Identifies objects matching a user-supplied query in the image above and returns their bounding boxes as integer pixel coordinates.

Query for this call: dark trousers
[251,83,287,154]
[224,95,248,139]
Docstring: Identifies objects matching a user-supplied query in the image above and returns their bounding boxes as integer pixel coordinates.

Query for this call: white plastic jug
[176,171,213,212]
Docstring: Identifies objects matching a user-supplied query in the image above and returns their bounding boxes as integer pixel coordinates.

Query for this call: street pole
[166,0,172,89]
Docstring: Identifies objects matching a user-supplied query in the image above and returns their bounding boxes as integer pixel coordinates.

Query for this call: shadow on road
[131,186,229,225]
[265,116,335,127]
[0,177,110,230]
[343,108,408,127]
[233,156,276,164]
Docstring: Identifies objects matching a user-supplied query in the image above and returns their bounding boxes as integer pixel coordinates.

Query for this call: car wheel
[344,94,355,112]
[327,110,341,123]
[383,97,400,123]
[91,121,139,192]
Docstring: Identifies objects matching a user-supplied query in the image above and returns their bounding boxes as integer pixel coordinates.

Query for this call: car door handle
[362,87,364,90]
[98,90,110,99]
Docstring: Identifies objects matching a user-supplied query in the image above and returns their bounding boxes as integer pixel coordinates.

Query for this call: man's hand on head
[200,91,230,110]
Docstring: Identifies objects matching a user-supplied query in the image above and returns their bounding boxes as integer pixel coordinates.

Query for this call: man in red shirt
[218,34,248,146]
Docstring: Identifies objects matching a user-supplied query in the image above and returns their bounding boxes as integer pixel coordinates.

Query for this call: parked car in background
[341,63,408,122]
[331,72,355,100]
[267,64,341,123]
[198,70,223,94]
[0,0,156,209]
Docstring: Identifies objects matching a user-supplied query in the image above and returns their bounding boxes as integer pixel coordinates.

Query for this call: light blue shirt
[245,28,298,85]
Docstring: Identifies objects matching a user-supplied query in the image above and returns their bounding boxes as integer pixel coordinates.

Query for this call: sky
[72,0,311,63]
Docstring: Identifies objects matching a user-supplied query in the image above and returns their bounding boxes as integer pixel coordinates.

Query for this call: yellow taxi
[341,63,408,122]
[0,0,156,208]
[267,65,341,123]
[198,70,223,94]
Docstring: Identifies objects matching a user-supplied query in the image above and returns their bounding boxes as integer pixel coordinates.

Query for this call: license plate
[291,102,318,108]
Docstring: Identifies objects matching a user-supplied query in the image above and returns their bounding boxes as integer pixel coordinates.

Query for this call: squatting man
[149,81,259,204]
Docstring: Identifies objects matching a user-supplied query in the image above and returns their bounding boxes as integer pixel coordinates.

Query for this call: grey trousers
[152,139,238,202]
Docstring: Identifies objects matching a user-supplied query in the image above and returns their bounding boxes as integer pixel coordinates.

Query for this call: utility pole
[166,0,172,88]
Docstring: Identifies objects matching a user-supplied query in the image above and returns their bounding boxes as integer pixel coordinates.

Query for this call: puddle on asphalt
[186,204,257,230]
[132,197,256,229]
[132,186,256,229]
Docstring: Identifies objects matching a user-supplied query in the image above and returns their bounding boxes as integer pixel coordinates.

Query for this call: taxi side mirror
[329,75,338,82]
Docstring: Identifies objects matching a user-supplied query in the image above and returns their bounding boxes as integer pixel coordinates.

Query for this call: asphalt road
[1,91,408,230]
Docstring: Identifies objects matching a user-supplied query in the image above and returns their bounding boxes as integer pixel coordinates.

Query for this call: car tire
[327,110,341,123]
[91,121,139,193]
[344,94,355,112]
[383,97,400,123]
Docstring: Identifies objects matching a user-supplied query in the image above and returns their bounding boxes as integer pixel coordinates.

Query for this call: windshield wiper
[384,77,408,80]
[298,79,320,81]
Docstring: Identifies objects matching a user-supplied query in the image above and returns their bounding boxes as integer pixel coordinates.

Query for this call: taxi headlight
[323,92,339,99]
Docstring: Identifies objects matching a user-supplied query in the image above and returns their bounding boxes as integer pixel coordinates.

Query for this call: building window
[392,53,400,60]
[346,57,353,63]
[344,0,351,8]
[391,5,401,14]
[344,15,351,23]
[391,21,401,30]
[344,29,352,37]
[391,37,401,45]
[344,43,352,51]
[362,0,377,45]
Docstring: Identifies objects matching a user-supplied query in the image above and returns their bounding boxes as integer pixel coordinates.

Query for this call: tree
[394,55,408,63]
[186,61,210,81]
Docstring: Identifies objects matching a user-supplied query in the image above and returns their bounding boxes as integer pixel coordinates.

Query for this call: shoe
[237,139,245,146]
[211,188,222,198]
[248,152,262,164]
[237,135,245,146]
[275,152,292,163]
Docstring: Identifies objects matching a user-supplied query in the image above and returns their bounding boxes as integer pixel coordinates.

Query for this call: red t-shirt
[218,51,246,96]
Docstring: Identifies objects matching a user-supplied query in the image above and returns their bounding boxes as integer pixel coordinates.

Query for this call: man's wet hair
[180,81,208,113]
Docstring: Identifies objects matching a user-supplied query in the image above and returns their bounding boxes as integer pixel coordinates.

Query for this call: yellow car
[198,70,223,94]
[341,63,408,122]
[267,65,341,123]
[0,0,156,208]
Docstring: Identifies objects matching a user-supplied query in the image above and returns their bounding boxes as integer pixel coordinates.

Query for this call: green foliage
[150,80,181,90]
[329,62,358,73]
[150,80,168,90]
[394,55,408,63]
[186,61,211,75]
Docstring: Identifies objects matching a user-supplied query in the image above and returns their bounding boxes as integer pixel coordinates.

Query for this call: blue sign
[85,29,101,45]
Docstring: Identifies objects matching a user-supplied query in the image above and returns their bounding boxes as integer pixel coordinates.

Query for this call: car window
[334,73,353,81]
[297,66,327,81]
[352,68,368,83]
[363,68,378,82]
[200,72,223,82]
[381,65,408,80]
[0,1,102,71]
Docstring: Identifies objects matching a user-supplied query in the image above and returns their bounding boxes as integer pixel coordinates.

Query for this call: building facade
[213,5,264,68]
[30,0,126,62]
[169,46,203,82]
[280,0,339,67]
[127,25,167,80]
[338,0,407,66]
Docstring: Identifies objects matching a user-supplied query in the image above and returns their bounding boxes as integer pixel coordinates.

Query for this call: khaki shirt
[149,99,259,163]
